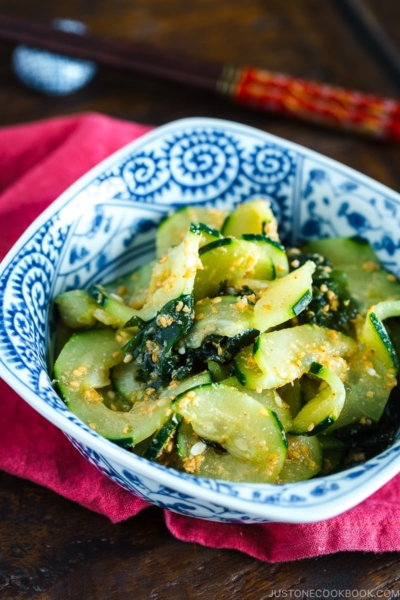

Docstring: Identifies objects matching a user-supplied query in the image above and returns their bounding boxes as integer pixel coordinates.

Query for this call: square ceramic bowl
[1,117,400,524]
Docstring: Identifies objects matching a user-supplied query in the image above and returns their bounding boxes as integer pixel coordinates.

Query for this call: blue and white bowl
[1,117,400,524]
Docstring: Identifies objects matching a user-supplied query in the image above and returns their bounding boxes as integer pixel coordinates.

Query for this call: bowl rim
[1,116,400,523]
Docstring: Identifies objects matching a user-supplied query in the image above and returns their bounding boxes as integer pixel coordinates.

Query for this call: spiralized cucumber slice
[194,237,275,301]
[234,344,274,390]
[278,380,303,419]
[90,285,139,328]
[182,296,255,349]
[303,236,400,314]
[359,301,400,369]
[195,222,222,247]
[55,290,98,328]
[318,436,348,475]
[111,361,146,403]
[222,375,293,431]
[221,199,279,241]
[156,206,227,257]
[290,363,346,435]
[176,422,284,483]
[53,329,171,446]
[207,360,233,382]
[140,225,201,321]
[253,261,315,332]
[242,234,289,277]
[275,434,322,483]
[174,383,287,478]
[55,330,211,448]
[253,324,356,389]
[329,300,400,429]
[143,413,182,461]
[103,261,155,309]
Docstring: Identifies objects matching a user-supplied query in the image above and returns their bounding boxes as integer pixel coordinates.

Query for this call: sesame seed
[235,301,248,311]
[362,261,379,272]
[113,351,121,359]
[178,397,190,409]
[366,366,378,377]
[307,422,315,432]
[176,300,184,312]
[84,389,102,403]
[190,442,207,456]
[69,380,80,389]
[117,285,127,296]
[182,305,191,313]
[123,354,133,363]
[110,293,124,303]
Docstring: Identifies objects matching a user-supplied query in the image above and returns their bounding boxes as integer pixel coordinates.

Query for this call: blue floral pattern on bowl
[1,117,400,524]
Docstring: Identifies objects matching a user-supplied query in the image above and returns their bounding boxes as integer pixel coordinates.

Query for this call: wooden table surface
[2,0,400,597]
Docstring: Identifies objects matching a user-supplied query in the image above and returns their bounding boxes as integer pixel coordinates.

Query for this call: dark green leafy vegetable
[288,249,359,335]
[122,294,194,386]
[198,436,228,453]
[187,328,260,366]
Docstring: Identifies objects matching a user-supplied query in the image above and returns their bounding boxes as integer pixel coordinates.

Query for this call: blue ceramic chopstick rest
[12,19,97,95]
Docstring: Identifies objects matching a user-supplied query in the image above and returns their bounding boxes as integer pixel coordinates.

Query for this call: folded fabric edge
[164,507,400,562]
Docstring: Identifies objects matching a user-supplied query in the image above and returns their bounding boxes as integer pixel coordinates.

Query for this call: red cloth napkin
[1,113,400,562]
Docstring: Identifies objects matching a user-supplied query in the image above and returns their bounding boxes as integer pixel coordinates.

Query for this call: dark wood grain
[2,0,400,598]
[2,470,400,600]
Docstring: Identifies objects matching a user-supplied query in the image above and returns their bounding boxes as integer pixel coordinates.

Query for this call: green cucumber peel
[199,237,232,256]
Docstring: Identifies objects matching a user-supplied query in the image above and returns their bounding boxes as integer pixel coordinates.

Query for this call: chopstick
[335,0,400,91]
[1,12,400,141]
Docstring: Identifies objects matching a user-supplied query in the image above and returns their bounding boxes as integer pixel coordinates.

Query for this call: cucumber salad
[53,200,400,483]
